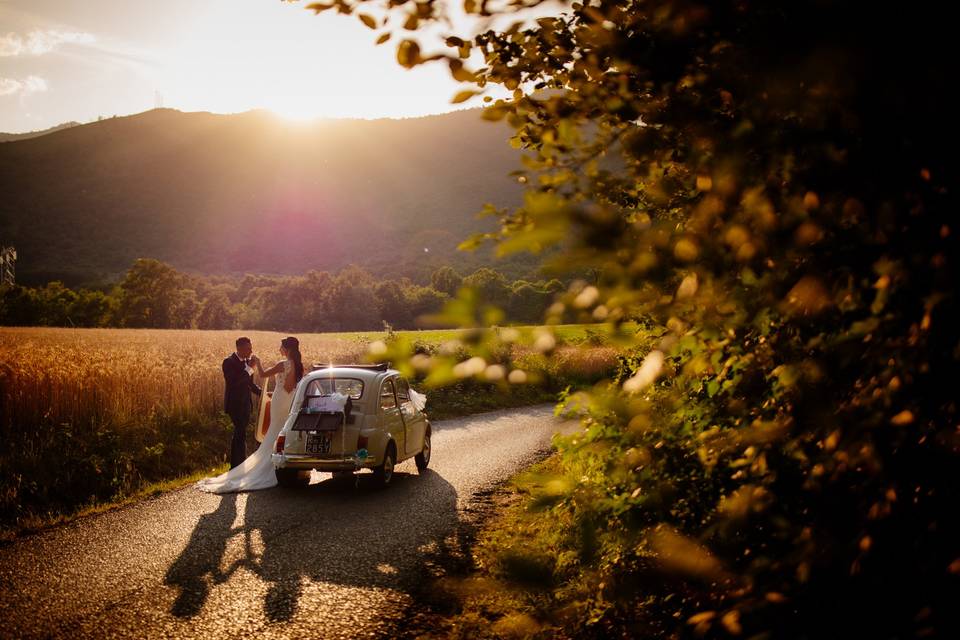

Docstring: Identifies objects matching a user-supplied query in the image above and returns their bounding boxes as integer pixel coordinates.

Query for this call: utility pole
[0,246,16,286]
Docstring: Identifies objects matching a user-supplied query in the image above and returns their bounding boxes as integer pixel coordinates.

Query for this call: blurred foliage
[303,0,959,636]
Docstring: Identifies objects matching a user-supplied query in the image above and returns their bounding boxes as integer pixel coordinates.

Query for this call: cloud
[0,75,48,97]
[0,78,21,96]
[23,75,48,93]
[0,29,96,57]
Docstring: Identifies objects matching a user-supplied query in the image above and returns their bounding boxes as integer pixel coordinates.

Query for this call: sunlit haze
[0,0,524,132]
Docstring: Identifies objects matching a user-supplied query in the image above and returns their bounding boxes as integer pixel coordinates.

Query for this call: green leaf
[495,227,567,257]
[305,2,334,14]
[457,232,493,252]
[482,105,510,121]
[448,59,476,82]
[524,191,566,219]
[451,90,480,104]
[396,40,421,68]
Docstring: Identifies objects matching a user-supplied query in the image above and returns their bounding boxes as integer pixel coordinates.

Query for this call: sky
[0,0,545,133]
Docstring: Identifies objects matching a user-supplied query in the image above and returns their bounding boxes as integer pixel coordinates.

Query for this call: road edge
[388,442,560,640]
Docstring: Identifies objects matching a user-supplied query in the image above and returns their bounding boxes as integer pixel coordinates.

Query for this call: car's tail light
[275,434,285,454]
[357,434,368,450]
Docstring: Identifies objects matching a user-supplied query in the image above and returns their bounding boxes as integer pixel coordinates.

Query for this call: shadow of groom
[163,494,238,618]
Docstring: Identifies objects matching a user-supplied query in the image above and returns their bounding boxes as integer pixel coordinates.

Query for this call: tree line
[0,258,563,331]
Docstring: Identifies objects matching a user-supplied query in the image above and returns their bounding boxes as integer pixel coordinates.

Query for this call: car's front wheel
[415,429,431,472]
[276,468,306,488]
[373,442,396,488]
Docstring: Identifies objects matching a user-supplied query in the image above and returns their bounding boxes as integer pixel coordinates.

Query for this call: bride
[197,336,305,493]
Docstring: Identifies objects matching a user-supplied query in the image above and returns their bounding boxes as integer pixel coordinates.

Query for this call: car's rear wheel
[276,468,306,488]
[373,442,396,488]
[415,429,431,472]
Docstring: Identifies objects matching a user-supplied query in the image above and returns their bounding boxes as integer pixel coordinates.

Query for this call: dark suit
[223,353,262,468]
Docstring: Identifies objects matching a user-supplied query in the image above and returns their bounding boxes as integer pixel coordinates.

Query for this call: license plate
[306,432,332,455]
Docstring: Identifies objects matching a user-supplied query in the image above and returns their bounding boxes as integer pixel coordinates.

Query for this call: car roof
[303,365,400,385]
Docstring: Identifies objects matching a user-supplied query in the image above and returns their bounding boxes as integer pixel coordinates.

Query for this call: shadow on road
[163,494,238,618]
[164,469,458,622]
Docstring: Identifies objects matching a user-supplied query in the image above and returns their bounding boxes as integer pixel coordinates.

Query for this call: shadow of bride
[240,468,459,623]
[164,494,238,618]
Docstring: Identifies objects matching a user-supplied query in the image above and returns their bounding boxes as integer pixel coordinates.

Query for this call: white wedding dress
[197,360,296,494]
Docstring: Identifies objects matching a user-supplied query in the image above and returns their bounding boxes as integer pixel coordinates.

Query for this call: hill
[0,121,80,143]
[0,109,532,286]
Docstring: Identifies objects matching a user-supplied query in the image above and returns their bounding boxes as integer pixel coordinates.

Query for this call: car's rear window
[303,377,364,399]
[396,378,410,403]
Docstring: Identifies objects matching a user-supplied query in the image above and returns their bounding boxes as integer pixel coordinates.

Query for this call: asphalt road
[0,405,567,639]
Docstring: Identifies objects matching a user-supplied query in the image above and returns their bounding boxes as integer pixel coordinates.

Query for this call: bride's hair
[281,336,304,382]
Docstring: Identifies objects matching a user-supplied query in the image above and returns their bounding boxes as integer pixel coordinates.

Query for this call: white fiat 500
[271,364,431,487]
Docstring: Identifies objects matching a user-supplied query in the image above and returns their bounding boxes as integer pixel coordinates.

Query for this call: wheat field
[0,326,621,436]
[0,328,371,534]
[0,328,369,432]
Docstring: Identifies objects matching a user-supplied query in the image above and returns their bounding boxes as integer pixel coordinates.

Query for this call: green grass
[412,455,576,639]
[2,463,229,543]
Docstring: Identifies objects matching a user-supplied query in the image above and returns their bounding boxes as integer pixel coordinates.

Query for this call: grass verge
[1,463,228,544]
[401,454,582,640]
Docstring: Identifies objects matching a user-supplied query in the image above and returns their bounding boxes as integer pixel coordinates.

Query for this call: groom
[223,337,262,468]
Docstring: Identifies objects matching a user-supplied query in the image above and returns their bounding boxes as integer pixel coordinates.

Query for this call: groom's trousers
[229,409,250,468]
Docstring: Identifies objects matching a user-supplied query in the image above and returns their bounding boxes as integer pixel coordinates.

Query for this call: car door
[379,378,406,459]
[396,377,426,457]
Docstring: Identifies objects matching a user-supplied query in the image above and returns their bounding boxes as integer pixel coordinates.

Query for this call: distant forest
[0,258,562,331]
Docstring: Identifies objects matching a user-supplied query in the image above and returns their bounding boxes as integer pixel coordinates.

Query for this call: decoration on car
[409,388,427,411]
[305,392,349,413]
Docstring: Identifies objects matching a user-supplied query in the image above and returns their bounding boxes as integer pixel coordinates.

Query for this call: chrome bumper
[272,452,376,471]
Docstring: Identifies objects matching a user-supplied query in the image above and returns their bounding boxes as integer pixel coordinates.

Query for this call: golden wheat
[0,328,623,432]
[0,328,368,431]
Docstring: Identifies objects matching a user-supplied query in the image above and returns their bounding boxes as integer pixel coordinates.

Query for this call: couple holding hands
[197,335,305,494]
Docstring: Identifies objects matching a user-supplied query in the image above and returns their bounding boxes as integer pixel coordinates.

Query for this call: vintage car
[270,363,431,487]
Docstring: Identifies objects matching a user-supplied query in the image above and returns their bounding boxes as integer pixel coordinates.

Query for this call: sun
[149,0,520,123]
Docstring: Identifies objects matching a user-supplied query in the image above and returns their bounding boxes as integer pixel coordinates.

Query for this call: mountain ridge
[0,121,80,143]
[0,108,530,286]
